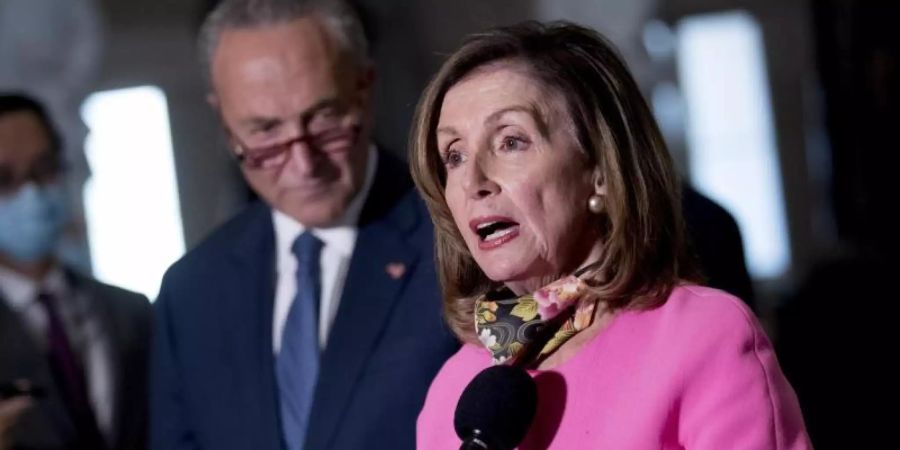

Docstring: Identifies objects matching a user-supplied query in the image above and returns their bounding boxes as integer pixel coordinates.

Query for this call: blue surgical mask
[0,182,69,263]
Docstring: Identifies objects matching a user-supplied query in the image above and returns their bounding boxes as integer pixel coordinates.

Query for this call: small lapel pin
[386,262,406,280]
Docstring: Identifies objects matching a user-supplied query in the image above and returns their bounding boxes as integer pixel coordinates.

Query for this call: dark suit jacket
[150,152,460,450]
[682,185,756,310]
[0,270,152,450]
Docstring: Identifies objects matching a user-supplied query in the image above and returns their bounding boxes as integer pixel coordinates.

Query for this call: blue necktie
[277,231,323,450]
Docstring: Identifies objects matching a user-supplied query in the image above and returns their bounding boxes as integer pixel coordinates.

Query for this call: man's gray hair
[199,0,369,83]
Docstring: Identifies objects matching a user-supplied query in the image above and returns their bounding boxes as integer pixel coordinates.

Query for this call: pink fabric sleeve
[677,293,812,450]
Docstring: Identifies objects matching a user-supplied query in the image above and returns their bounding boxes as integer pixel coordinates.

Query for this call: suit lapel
[224,203,283,449]
[68,272,125,445]
[306,152,420,450]
[0,285,77,444]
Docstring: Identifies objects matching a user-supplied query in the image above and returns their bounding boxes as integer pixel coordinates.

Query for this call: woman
[410,21,810,449]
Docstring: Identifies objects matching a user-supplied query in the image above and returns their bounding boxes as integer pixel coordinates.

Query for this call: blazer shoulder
[663,285,757,327]
[162,202,270,283]
[363,150,434,242]
[70,269,150,310]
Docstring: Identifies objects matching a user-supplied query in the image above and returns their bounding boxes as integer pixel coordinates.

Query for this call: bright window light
[677,11,791,279]
[81,86,185,300]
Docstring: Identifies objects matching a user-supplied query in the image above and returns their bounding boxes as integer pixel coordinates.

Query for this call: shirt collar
[0,263,68,311]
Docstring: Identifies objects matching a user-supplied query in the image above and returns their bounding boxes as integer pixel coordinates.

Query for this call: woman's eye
[443,149,465,168]
[500,136,528,151]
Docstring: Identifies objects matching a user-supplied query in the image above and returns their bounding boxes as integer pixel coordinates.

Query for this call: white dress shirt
[0,264,115,440]
[272,145,378,353]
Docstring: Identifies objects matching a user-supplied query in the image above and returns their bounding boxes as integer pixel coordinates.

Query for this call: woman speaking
[410,21,810,449]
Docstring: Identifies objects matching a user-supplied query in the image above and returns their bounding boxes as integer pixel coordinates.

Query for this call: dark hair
[0,93,62,155]
[409,21,700,341]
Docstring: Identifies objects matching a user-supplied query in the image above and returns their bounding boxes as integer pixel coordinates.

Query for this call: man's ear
[356,64,376,101]
[207,93,237,151]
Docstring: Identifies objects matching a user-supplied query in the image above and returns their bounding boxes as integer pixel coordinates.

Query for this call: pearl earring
[588,194,603,214]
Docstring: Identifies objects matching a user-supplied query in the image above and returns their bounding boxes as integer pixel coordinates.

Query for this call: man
[0,93,152,450]
[149,1,458,450]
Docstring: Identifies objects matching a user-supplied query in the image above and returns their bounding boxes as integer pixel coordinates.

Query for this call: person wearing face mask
[0,93,152,450]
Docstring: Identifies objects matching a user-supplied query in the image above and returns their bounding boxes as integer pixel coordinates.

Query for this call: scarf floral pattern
[474,275,600,367]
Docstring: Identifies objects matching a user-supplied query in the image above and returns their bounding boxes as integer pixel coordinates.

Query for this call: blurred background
[1,0,896,447]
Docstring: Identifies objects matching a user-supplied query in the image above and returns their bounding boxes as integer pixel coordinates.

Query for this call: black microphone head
[454,365,538,450]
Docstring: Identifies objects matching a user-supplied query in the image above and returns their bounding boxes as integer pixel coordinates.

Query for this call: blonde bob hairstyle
[410,21,700,342]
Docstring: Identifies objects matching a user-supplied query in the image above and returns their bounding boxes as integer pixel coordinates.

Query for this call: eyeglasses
[0,151,63,195]
[226,100,363,170]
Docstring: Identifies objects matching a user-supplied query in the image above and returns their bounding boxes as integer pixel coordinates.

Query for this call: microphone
[454,365,537,450]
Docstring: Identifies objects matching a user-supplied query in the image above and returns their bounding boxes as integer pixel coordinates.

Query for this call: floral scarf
[474,275,601,367]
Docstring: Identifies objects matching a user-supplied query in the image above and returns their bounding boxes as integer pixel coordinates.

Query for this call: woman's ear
[587,166,608,215]
[591,166,607,196]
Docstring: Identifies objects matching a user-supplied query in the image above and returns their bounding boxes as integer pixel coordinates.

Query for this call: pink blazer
[417,285,811,449]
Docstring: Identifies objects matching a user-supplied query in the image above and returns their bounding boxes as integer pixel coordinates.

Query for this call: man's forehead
[0,112,52,151]
[210,18,357,126]
[0,111,51,164]
[212,16,342,75]
[0,110,45,133]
